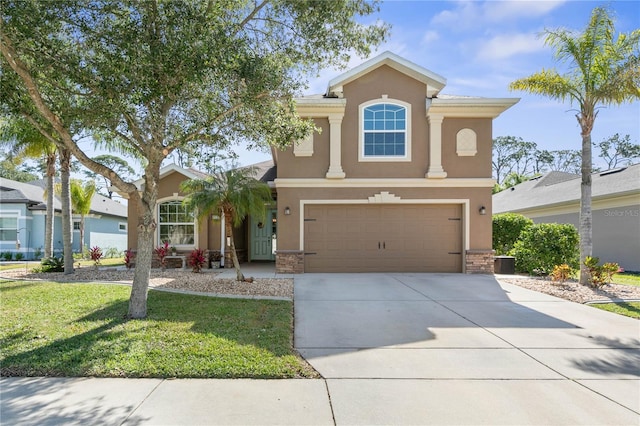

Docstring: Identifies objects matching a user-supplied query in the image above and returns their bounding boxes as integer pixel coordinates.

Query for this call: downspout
[220,211,225,267]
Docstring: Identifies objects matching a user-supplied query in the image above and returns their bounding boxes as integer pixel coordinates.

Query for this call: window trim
[156,196,198,249]
[118,222,127,232]
[0,213,19,242]
[73,220,81,232]
[359,97,412,162]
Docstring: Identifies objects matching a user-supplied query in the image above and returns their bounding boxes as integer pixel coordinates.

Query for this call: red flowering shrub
[188,248,206,273]
[89,246,103,266]
[124,248,134,270]
[154,242,170,269]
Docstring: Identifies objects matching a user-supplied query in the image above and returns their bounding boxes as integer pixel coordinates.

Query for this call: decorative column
[326,113,346,179]
[426,113,447,178]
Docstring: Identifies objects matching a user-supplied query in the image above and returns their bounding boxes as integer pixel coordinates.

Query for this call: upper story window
[0,216,18,241]
[359,98,411,162]
[158,201,195,246]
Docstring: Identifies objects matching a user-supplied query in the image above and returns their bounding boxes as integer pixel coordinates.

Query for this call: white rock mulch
[0,267,293,299]
[497,275,640,304]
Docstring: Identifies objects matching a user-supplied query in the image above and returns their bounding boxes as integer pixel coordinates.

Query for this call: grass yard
[78,257,125,267]
[590,301,640,319]
[0,280,316,378]
[611,272,640,287]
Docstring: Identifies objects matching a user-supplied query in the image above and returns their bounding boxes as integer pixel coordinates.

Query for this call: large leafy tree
[0,117,57,258]
[596,133,640,169]
[510,7,640,285]
[1,0,387,318]
[82,154,134,199]
[181,167,273,282]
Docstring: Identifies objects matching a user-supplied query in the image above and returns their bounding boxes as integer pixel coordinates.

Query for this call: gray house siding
[531,204,640,272]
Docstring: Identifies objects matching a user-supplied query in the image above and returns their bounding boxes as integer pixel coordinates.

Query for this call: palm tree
[0,117,57,258]
[59,148,74,274]
[69,179,96,251]
[510,7,640,285]
[181,166,273,281]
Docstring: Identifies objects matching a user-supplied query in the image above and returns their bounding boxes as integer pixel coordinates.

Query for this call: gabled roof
[0,177,127,217]
[0,178,47,207]
[326,51,447,98]
[493,164,640,213]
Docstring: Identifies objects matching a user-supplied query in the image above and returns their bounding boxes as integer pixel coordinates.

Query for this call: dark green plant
[512,223,579,275]
[33,247,42,260]
[492,213,533,255]
[40,256,65,273]
[2,252,13,261]
[14,253,24,261]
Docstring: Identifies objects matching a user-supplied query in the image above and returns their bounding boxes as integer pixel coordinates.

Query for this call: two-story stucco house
[125,52,518,274]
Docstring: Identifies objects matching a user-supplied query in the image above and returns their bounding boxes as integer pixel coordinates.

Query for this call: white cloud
[476,33,545,60]
[484,1,565,21]
[431,0,565,30]
[422,30,440,44]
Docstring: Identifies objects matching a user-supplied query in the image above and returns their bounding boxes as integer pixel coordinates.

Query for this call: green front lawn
[589,301,640,319]
[0,280,316,378]
[611,272,640,287]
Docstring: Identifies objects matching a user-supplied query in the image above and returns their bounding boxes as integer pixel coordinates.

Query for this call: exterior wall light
[284,207,291,215]
[479,206,487,215]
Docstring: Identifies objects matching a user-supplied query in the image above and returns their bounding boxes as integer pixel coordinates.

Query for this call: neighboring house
[125,52,518,273]
[0,177,128,259]
[493,164,640,271]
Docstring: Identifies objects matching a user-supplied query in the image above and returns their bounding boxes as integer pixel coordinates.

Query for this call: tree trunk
[225,210,244,281]
[127,165,160,319]
[44,153,55,258]
[59,148,74,274]
[579,132,593,286]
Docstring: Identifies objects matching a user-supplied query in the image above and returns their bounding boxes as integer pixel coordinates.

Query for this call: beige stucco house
[125,52,518,273]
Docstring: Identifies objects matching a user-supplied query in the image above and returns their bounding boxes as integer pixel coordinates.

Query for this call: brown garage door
[304,204,462,273]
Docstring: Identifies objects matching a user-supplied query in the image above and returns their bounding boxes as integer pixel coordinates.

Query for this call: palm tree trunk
[579,132,593,285]
[44,153,55,258]
[59,148,74,274]
[225,210,244,281]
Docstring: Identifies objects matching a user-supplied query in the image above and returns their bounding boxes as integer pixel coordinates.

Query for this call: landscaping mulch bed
[0,267,293,299]
[498,275,640,304]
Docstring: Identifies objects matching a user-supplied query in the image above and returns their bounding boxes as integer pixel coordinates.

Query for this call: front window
[359,99,411,162]
[363,103,406,156]
[0,216,17,241]
[158,201,195,246]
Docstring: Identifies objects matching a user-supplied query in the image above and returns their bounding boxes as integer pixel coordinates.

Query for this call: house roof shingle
[0,177,127,218]
[493,164,640,213]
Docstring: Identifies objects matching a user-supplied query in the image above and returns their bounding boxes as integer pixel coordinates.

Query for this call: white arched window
[157,200,195,247]
[359,98,411,162]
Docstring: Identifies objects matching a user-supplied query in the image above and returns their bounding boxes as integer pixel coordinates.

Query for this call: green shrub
[512,223,579,275]
[14,252,24,261]
[40,256,65,272]
[492,213,533,255]
[2,251,13,261]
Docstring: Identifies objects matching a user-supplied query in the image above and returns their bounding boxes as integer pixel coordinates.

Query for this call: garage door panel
[304,204,462,273]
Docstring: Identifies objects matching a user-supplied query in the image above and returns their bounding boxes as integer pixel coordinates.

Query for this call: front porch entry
[250,209,277,261]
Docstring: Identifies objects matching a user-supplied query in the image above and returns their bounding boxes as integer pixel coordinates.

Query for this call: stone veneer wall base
[276,250,304,274]
[465,249,495,274]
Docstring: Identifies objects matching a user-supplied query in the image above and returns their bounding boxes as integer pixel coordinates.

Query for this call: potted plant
[170,246,177,256]
[211,251,222,269]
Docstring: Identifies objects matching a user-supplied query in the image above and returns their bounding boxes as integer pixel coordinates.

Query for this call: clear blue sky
[235,0,640,167]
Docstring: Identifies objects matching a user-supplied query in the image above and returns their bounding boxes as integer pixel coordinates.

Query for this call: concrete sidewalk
[2,272,639,425]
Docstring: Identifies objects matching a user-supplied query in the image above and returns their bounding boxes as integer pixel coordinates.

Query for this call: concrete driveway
[294,273,640,425]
